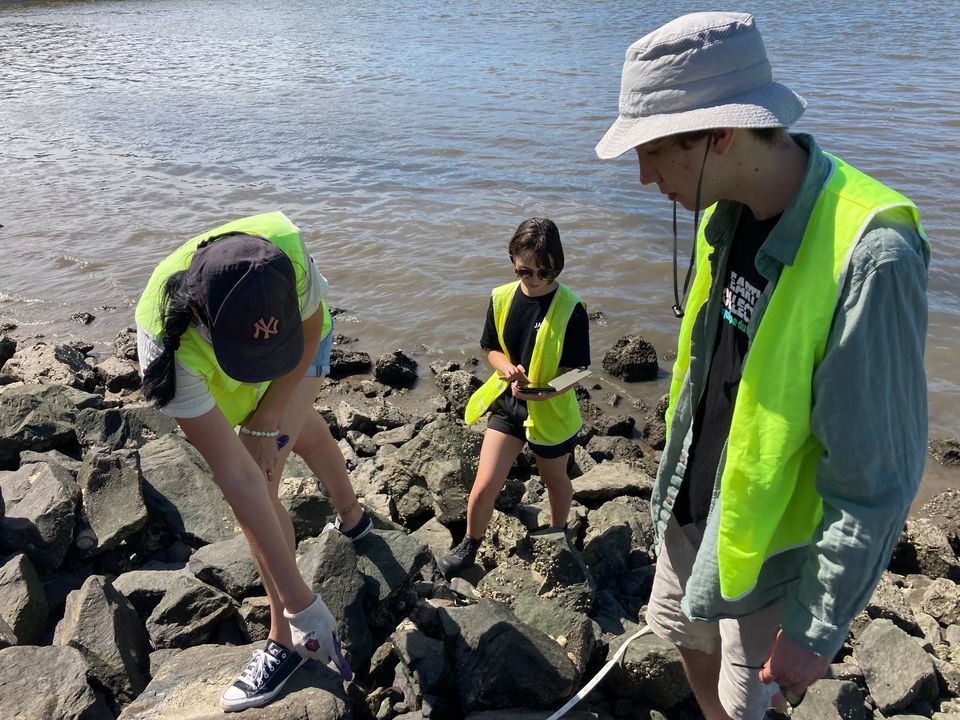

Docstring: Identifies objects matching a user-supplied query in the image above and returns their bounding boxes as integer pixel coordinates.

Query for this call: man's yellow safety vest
[667,154,927,600]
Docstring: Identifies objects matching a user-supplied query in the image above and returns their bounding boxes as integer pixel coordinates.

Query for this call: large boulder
[188,533,262,600]
[435,369,483,418]
[0,383,99,468]
[117,642,350,719]
[112,567,192,617]
[375,349,418,389]
[855,618,938,714]
[0,460,80,572]
[53,575,151,708]
[513,595,602,678]
[77,448,149,555]
[296,531,372,666]
[3,341,97,392]
[602,335,659,382]
[0,644,113,720]
[139,434,239,546]
[145,574,237,649]
[0,552,48,644]
[381,417,482,524]
[571,462,653,504]
[792,679,871,720]
[583,496,655,589]
[604,630,691,708]
[439,599,578,714]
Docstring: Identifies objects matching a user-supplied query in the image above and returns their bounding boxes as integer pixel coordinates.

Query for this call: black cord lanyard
[671,137,712,318]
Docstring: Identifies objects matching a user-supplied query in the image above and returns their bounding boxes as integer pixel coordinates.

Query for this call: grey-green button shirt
[651,133,930,657]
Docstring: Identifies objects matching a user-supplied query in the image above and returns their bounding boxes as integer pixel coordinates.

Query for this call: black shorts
[487,395,576,460]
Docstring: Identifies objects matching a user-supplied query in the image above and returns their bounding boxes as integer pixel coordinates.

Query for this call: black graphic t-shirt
[480,285,590,372]
[674,207,778,526]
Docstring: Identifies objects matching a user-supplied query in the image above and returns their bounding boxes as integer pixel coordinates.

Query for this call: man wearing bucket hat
[597,12,929,719]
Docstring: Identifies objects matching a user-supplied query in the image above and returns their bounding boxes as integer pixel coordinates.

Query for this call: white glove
[284,593,352,680]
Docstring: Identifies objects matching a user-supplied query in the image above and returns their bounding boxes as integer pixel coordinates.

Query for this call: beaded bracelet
[238,425,280,438]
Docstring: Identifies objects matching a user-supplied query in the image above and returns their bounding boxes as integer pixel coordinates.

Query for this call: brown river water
[1,0,958,503]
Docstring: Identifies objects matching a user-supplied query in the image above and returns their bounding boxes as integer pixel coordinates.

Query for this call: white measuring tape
[545,625,654,720]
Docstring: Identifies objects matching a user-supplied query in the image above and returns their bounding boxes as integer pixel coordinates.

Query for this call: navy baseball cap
[187,233,303,383]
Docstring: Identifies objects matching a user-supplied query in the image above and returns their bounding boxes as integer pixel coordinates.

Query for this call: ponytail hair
[141,270,195,407]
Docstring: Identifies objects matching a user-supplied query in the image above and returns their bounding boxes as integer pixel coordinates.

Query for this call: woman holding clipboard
[438,217,590,578]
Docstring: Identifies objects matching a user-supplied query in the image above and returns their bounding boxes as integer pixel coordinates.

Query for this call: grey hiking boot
[437,535,482,578]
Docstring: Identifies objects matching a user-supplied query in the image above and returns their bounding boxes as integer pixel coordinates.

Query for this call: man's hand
[760,629,831,696]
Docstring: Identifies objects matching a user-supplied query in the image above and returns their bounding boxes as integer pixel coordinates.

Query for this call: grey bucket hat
[596,12,806,159]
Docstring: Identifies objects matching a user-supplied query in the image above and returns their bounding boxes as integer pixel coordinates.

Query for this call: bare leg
[465,429,526,539]
[294,403,364,531]
[679,645,733,720]
[534,452,572,528]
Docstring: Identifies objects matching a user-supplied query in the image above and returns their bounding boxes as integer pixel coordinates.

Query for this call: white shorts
[645,518,783,720]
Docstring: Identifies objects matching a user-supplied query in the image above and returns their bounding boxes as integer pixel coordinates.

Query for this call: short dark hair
[508,217,564,277]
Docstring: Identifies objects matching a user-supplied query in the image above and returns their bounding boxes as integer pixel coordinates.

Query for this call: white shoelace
[238,650,280,689]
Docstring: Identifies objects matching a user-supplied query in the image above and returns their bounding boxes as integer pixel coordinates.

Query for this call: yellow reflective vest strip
[667,154,927,600]
[135,211,331,426]
[464,281,584,446]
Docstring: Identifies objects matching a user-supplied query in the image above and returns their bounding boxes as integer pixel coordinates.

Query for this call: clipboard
[520,367,592,393]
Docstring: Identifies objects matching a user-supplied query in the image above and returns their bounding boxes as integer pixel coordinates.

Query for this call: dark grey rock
[792,679,870,720]
[238,595,271,643]
[3,341,97,391]
[277,476,335,541]
[0,460,80,572]
[513,595,602,677]
[583,496,655,588]
[347,429,378,456]
[329,348,372,379]
[112,567,192,617]
[0,335,16,370]
[602,334,659,382]
[641,394,669,451]
[336,400,378,435]
[53,575,151,707]
[572,462,653,504]
[604,630,691,708]
[921,578,960,626]
[0,383,99,468]
[855,618,938,714]
[435,369,483,418]
[373,423,418,447]
[375,349,418,389]
[296,531,373,666]
[356,529,433,619]
[0,644,113,720]
[864,572,920,635]
[439,599,577,713]
[0,552,48,644]
[77,448,149,555]
[929,438,960,466]
[114,327,138,361]
[139,434,239,545]
[891,519,960,581]
[188,533,262,599]
[145,574,236,649]
[381,417,482,524]
[96,355,141,393]
[0,616,16,649]
[117,642,350,719]
[392,622,452,695]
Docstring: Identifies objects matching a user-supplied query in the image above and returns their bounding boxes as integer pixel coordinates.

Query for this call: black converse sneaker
[219,639,306,712]
[326,510,374,541]
[437,535,482,578]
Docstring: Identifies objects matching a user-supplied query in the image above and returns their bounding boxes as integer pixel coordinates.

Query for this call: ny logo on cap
[253,316,279,340]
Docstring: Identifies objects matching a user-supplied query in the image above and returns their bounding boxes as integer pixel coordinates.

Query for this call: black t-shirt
[674,207,778,526]
[480,285,590,372]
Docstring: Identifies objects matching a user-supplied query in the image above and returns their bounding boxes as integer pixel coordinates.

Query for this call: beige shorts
[645,518,783,720]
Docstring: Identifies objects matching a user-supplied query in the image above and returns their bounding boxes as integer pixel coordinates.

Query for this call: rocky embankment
[0,324,959,720]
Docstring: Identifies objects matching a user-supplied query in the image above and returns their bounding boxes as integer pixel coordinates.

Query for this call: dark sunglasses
[514,266,554,281]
